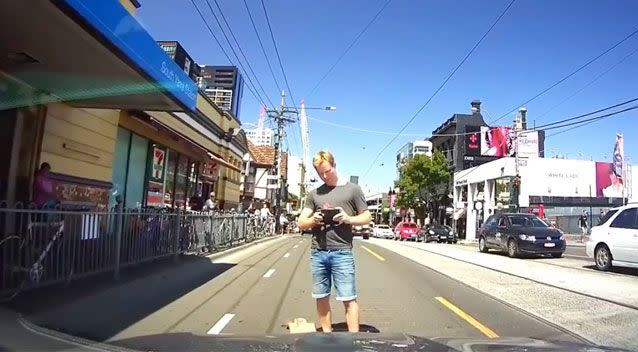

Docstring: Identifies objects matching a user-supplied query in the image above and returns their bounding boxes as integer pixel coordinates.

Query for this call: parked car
[586,204,638,271]
[394,222,419,241]
[373,224,394,239]
[353,222,371,239]
[421,224,457,243]
[478,213,565,258]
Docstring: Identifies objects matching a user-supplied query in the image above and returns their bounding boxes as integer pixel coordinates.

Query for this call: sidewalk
[368,238,638,350]
[459,233,588,247]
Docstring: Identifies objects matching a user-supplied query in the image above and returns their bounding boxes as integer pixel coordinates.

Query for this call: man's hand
[333,207,351,225]
[310,211,324,227]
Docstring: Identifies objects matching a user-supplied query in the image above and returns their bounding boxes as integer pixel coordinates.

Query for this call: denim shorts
[310,248,356,301]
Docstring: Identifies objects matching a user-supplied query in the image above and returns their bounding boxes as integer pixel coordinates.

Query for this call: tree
[396,151,451,223]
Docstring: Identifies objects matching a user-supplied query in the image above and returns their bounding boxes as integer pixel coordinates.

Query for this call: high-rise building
[156,41,200,83]
[396,140,434,177]
[200,66,244,120]
[245,127,274,146]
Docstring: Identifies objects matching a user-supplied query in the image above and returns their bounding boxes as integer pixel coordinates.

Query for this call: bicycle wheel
[0,236,27,302]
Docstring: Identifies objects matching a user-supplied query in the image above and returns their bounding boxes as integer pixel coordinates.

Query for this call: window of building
[111,128,150,209]
[163,149,201,209]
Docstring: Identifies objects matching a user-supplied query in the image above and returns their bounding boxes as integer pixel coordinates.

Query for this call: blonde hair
[312,150,335,168]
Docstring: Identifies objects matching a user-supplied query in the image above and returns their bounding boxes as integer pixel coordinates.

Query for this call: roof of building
[247,141,288,178]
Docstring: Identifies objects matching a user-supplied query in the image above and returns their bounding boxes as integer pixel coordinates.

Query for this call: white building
[413,140,433,157]
[287,155,302,198]
[245,127,274,146]
[242,142,288,205]
[453,157,637,241]
[396,140,433,176]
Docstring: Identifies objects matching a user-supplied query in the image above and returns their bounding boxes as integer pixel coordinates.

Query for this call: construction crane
[299,100,311,210]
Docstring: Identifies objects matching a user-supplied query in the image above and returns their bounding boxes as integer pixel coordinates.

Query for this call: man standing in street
[579,211,588,235]
[298,151,372,333]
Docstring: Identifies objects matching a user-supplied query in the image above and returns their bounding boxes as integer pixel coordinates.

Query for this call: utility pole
[512,107,526,213]
[268,91,297,233]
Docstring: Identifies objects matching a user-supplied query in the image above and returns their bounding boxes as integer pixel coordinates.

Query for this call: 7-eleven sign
[149,147,166,183]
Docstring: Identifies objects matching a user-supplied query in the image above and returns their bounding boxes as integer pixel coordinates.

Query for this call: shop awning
[146,111,241,172]
[0,0,196,112]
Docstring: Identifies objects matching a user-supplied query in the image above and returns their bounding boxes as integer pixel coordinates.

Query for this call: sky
[137,0,638,193]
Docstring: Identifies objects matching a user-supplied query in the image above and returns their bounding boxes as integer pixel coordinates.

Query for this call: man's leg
[316,296,332,332]
[310,249,332,332]
[332,249,358,332]
[343,299,359,332]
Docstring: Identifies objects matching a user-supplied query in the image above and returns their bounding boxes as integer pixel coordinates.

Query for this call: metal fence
[0,204,275,299]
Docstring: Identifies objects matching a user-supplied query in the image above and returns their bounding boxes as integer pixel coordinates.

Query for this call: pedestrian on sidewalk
[297,150,372,333]
[578,211,588,235]
[203,192,217,212]
[33,162,57,209]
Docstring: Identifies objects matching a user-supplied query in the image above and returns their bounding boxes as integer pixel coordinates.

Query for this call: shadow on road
[316,323,380,333]
[582,264,638,277]
[3,255,235,342]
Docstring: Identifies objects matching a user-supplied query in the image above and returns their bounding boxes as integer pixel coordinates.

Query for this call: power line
[210,0,276,108]
[288,123,302,157]
[188,0,268,107]
[491,26,638,124]
[545,119,599,138]
[260,0,299,112]
[362,0,517,178]
[242,0,282,93]
[451,104,637,184]
[533,97,638,130]
[201,0,275,109]
[308,116,424,136]
[531,104,638,132]
[306,0,393,98]
[535,45,638,122]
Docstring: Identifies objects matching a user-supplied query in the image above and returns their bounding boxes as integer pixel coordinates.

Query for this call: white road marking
[263,269,276,278]
[283,252,290,258]
[207,313,235,335]
[293,245,299,248]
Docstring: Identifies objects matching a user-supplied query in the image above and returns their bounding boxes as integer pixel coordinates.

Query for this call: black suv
[478,213,565,258]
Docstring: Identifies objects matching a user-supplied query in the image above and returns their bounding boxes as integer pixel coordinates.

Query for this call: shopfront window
[495,177,512,206]
[174,155,188,208]
[162,149,201,209]
[164,150,177,208]
[111,127,150,210]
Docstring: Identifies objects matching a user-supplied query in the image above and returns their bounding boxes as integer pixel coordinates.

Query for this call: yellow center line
[435,296,499,339]
[361,245,386,261]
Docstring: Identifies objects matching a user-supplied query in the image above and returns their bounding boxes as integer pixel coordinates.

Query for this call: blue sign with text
[61,0,197,110]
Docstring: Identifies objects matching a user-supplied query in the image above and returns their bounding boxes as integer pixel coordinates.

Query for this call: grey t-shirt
[304,182,368,249]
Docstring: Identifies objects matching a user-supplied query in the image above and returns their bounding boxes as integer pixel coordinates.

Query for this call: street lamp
[289,106,337,111]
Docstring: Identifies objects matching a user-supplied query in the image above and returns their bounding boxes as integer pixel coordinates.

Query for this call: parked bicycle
[0,216,67,301]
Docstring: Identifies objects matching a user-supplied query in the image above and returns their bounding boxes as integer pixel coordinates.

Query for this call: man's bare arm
[348,210,372,226]
[334,209,372,226]
[298,208,323,230]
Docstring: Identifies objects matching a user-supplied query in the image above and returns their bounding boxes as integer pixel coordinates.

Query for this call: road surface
[563,245,589,260]
[17,235,584,348]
